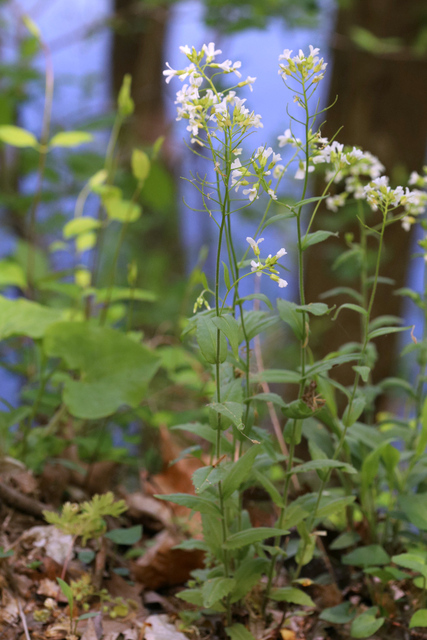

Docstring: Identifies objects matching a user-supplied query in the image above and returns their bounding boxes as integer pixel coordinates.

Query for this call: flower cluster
[278,45,327,84]
[362,177,421,214]
[231,146,282,202]
[246,237,288,288]
[164,43,262,144]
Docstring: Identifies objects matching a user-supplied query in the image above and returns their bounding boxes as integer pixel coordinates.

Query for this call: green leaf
[392,553,427,579]
[236,293,273,311]
[320,286,363,304]
[251,392,287,409]
[342,545,390,568]
[281,399,315,419]
[398,494,427,530]
[104,198,142,223]
[192,466,224,494]
[177,588,204,606]
[56,578,73,618]
[0,547,13,558]
[342,397,366,427]
[212,314,240,359]
[43,322,160,419]
[222,445,259,499]
[209,401,243,429]
[0,125,38,148]
[330,531,361,550]
[277,299,304,340]
[226,623,256,640]
[333,303,368,320]
[202,577,236,608]
[253,470,285,507]
[368,325,411,340]
[302,230,338,250]
[350,608,385,638]
[154,493,221,516]
[251,369,300,384]
[197,315,227,364]
[296,302,331,316]
[105,525,142,545]
[242,310,279,341]
[0,260,26,289]
[305,353,360,377]
[416,398,427,456]
[223,527,288,550]
[410,610,427,629]
[316,496,356,519]
[0,295,63,340]
[131,148,150,182]
[292,459,357,475]
[63,217,101,239]
[353,365,370,383]
[320,602,356,624]
[270,587,315,607]
[230,558,269,603]
[49,131,93,148]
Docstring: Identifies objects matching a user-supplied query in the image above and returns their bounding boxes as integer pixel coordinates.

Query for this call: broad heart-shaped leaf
[270,587,315,607]
[0,295,64,340]
[197,315,227,364]
[43,322,160,419]
[353,365,370,383]
[350,608,385,638]
[226,623,256,640]
[155,493,222,516]
[202,577,236,608]
[222,527,289,550]
[104,197,142,223]
[63,217,101,239]
[212,314,240,359]
[222,445,259,500]
[320,602,356,624]
[277,299,304,340]
[410,610,427,629]
[49,131,93,148]
[342,545,390,568]
[0,125,38,148]
[392,553,427,579]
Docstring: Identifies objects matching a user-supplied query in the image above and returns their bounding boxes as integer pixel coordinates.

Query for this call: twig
[18,600,32,640]
[0,480,53,518]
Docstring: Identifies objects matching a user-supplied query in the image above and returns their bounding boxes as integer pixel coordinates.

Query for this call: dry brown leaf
[132,530,204,590]
[125,493,171,531]
[0,590,20,625]
[17,525,73,565]
[37,578,67,601]
[80,617,101,640]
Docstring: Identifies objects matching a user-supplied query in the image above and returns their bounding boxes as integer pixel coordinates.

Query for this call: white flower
[163,62,178,84]
[275,247,287,259]
[246,237,264,256]
[273,164,285,179]
[243,186,259,202]
[179,45,192,56]
[268,189,277,200]
[251,260,262,276]
[401,216,414,231]
[232,148,242,156]
[202,42,222,61]
[214,60,242,78]
[270,274,288,288]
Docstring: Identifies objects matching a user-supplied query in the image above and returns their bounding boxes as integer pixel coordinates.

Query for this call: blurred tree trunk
[111,0,185,326]
[306,0,427,388]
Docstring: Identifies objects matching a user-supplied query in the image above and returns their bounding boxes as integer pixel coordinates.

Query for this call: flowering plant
[161,42,427,638]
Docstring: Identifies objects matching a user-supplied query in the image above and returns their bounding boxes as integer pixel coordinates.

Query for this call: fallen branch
[0,480,53,519]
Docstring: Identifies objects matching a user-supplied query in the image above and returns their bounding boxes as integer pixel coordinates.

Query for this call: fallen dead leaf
[132,530,204,590]
[143,614,189,640]
[125,493,171,532]
[17,525,73,565]
[80,617,100,640]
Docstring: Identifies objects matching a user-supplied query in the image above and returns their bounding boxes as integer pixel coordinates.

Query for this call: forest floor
[0,432,425,640]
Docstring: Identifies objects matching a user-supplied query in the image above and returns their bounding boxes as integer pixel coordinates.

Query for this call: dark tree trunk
[306,0,427,389]
[111,0,185,322]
